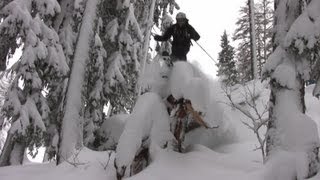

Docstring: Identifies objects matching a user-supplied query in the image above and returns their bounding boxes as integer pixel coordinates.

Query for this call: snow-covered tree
[98,0,178,115]
[263,0,320,178]
[98,0,143,115]
[154,0,179,27]
[216,31,238,86]
[83,19,107,148]
[58,0,99,163]
[0,0,16,71]
[43,0,85,162]
[233,4,253,83]
[0,0,69,166]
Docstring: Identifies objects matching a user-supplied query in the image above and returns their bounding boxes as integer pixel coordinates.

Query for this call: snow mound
[115,92,173,176]
[128,144,262,180]
[97,114,129,150]
[0,148,117,180]
[264,150,309,180]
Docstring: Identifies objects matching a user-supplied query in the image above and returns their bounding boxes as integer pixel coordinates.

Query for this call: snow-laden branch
[105,51,126,87]
[284,0,320,54]
[125,4,143,42]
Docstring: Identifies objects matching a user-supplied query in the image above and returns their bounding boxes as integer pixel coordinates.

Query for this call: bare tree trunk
[0,133,14,166]
[0,133,25,166]
[9,142,25,165]
[248,0,258,79]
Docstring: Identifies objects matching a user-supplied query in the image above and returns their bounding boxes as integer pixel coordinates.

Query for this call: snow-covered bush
[115,92,172,178]
[95,114,129,151]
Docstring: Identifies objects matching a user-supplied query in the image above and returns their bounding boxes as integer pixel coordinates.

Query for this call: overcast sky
[174,0,246,78]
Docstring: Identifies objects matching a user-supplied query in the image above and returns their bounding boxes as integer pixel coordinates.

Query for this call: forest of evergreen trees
[1,0,320,179]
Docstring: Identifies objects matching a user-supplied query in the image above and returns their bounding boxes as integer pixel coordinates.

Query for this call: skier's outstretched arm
[154,26,173,41]
[188,25,200,41]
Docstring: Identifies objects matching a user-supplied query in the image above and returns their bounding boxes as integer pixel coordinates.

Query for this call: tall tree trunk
[0,133,26,166]
[248,0,258,79]
[262,0,268,64]
[0,133,14,166]
[58,0,99,164]
[9,142,25,165]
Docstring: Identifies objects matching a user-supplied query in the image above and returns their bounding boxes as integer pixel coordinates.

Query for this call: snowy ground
[1,63,320,180]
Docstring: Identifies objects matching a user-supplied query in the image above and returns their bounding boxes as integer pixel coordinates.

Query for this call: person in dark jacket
[154,12,200,61]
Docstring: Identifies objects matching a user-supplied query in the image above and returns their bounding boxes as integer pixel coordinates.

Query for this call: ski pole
[193,40,218,64]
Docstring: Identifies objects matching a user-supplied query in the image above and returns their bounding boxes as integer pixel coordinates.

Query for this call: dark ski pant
[170,52,187,62]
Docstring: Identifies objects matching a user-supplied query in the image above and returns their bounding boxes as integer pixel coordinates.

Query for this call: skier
[154,12,200,62]
[154,13,207,152]
[155,12,200,110]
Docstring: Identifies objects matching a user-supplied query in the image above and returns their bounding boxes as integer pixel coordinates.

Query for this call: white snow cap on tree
[125,4,143,42]
[33,0,61,16]
[284,0,320,54]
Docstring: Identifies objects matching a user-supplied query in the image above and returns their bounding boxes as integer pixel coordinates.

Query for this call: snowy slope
[1,64,320,180]
[128,144,262,180]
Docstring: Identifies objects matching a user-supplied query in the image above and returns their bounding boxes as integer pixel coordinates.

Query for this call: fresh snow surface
[1,62,320,179]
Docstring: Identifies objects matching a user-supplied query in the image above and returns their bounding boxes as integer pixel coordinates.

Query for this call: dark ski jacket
[154,21,200,60]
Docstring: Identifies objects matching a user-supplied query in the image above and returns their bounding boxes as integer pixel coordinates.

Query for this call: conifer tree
[44,0,85,162]
[0,0,68,166]
[255,0,273,76]
[233,0,273,82]
[233,4,252,83]
[248,0,258,79]
[217,31,238,86]
[98,0,143,115]
[58,0,99,163]
[83,18,107,148]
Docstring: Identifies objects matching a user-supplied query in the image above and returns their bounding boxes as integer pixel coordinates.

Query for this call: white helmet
[176,12,187,20]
